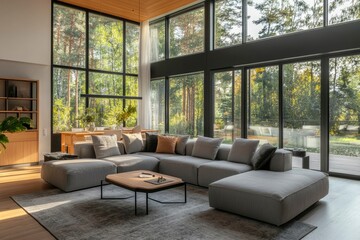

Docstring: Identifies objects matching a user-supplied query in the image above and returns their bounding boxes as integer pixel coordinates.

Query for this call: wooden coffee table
[100,170,186,215]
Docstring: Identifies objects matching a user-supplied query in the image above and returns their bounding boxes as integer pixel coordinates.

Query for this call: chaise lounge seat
[41,159,116,192]
[209,168,329,226]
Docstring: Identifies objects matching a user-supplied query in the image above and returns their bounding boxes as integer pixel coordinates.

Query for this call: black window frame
[51,0,141,149]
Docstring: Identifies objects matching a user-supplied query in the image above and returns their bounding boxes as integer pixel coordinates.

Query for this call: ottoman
[208,168,329,226]
[41,159,116,192]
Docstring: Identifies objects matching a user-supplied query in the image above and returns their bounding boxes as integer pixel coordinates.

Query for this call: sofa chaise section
[41,159,116,192]
[208,168,329,226]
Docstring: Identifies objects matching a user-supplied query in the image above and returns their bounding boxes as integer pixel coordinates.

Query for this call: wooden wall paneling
[58,0,199,22]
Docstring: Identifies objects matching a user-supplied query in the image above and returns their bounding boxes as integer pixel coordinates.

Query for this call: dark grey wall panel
[151,53,206,78]
[151,20,360,77]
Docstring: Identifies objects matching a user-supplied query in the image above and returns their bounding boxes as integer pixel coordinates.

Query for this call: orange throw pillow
[156,135,177,154]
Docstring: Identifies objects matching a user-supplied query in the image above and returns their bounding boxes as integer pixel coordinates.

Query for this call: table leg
[101,180,103,199]
[146,193,149,215]
[135,191,137,215]
[184,183,187,203]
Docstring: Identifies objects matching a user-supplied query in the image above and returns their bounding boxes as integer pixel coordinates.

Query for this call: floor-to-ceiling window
[149,1,360,178]
[169,73,204,137]
[213,70,242,142]
[248,66,279,146]
[150,78,166,133]
[283,61,321,170]
[329,54,360,176]
[52,3,140,134]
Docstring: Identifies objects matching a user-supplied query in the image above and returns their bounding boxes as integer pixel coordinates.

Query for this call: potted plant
[78,108,97,131]
[0,116,31,153]
[116,105,137,128]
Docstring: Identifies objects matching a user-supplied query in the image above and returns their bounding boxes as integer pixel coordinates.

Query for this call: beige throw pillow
[122,133,143,154]
[156,135,177,154]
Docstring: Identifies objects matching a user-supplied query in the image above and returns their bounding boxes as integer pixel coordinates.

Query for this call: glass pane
[89,72,123,95]
[329,55,360,176]
[124,100,138,127]
[234,70,242,138]
[150,21,166,62]
[169,7,205,58]
[248,66,279,146]
[169,73,204,136]
[150,79,166,133]
[329,0,360,25]
[52,68,86,132]
[215,0,242,48]
[214,71,234,143]
[89,14,123,72]
[247,0,323,41]
[283,61,321,170]
[125,76,138,96]
[53,4,86,67]
[126,23,140,74]
[88,98,123,127]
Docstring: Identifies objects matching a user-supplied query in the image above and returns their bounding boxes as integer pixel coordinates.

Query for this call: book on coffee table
[144,179,174,185]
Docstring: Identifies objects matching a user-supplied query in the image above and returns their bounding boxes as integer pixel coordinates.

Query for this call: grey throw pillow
[122,133,143,154]
[92,135,120,159]
[175,135,189,155]
[192,136,223,160]
[227,138,260,164]
[251,143,277,170]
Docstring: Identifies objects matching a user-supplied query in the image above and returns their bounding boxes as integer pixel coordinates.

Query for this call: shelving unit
[0,77,39,166]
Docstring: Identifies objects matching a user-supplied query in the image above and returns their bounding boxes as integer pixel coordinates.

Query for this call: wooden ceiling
[58,0,199,22]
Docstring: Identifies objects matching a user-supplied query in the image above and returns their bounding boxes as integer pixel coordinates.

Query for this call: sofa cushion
[41,159,116,192]
[216,144,232,160]
[175,135,189,155]
[252,143,277,170]
[228,138,259,164]
[92,135,120,159]
[209,169,329,226]
[159,156,212,185]
[156,135,177,154]
[102,154,159,173]
[136,152,178,160]
[270,149,293,171]
[122,133,143,154]
[145,132,158,152]
[198,161,253,187]
[192,136,223,160]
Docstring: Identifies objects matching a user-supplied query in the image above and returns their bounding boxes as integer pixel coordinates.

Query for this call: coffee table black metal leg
[146,193,149,215]
[184,183,187,203]
[135,191,137,215]
[148,183,187,204]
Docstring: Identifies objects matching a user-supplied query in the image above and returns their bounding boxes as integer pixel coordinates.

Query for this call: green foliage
[0,116,31,152]
[77,108,97,128]
[116,105,137,125]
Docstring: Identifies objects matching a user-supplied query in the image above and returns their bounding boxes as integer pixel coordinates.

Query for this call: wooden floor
[0,166,359,240]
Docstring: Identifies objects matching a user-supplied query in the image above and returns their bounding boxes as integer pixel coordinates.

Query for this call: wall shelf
[0,77,39,166]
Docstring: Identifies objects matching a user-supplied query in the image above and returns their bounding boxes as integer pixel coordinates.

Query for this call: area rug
[12,185,316,240]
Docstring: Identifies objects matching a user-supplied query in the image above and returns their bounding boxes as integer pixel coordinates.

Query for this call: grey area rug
[12,185,316,240]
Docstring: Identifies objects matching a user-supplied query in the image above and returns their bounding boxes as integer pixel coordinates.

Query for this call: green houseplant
[116,105,137,128]
[78,108,97,131]
[0,116,31,153]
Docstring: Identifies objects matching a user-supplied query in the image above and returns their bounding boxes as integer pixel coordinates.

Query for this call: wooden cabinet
[0,77,39,167]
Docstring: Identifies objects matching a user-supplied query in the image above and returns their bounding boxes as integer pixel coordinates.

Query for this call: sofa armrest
[269,149,293,172]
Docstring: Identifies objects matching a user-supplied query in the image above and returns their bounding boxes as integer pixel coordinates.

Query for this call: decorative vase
[88,122,96,132]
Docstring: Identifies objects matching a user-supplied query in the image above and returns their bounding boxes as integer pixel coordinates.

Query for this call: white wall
[0,0,51,160]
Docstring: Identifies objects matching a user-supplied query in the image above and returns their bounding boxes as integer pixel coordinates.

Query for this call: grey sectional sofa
[41,139,329,226]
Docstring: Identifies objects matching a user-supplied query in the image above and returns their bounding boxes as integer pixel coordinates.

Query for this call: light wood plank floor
[0,166,359,240]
